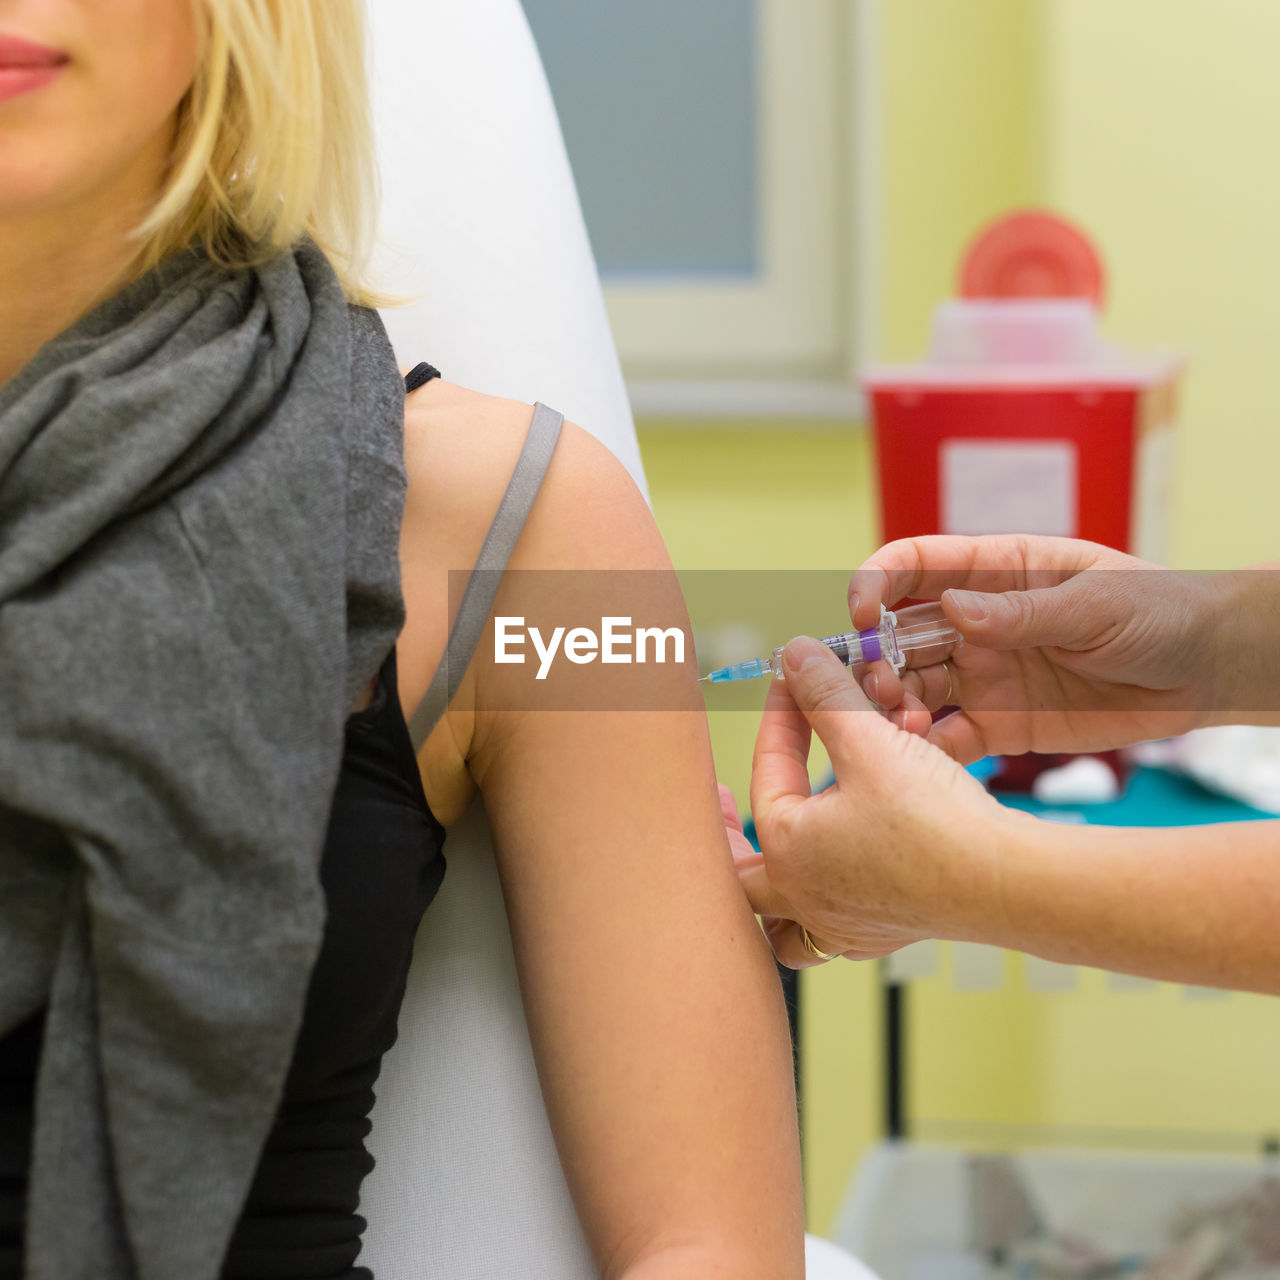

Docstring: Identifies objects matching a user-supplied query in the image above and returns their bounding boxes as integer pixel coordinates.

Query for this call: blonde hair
[132,0,393,307]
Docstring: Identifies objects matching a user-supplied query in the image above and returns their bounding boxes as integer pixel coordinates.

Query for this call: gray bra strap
[408,401,565,751]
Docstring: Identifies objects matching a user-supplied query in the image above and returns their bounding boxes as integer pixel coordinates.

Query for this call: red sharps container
[863,211,1184,798]
[864,210,1182,562]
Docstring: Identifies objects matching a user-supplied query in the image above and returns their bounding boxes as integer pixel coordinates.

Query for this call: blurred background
[521,0,1280,1263]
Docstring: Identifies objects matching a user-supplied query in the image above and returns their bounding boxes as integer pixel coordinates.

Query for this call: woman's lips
[0,33,69,66]
[0,66,65,102]
[0,35,69,104]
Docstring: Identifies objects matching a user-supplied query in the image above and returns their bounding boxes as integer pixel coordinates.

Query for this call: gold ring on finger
[801,927,841,962]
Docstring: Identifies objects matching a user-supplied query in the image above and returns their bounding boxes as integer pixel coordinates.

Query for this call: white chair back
[360,4,872,1275]
[362,4,639,1274]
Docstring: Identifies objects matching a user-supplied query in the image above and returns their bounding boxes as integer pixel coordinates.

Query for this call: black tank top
[0,365,449,1280]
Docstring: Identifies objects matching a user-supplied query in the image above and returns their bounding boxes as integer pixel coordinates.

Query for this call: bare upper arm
[397,378,665,819]
[442,406,803,1272]
[396,380,804,1271]
[456,387,692,786]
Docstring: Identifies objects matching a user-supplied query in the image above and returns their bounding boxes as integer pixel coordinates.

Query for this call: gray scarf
[0,240,406,1279]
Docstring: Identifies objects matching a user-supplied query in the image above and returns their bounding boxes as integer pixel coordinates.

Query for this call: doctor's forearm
[973,811,1280,994]
[1203,565,1280,727]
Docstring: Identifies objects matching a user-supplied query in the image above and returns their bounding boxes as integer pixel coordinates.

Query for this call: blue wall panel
[522,0,760,278]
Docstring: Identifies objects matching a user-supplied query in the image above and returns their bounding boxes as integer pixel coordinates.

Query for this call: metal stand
[884,973,906,1140]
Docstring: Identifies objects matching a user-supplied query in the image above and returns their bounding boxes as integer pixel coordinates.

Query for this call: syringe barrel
[892,617,963,655]
[772,604,903,675]
[771,628,884,679]
[767,604,960,681]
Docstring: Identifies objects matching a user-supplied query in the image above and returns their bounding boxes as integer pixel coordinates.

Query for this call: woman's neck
[0,219,148,391]
[0,143,167,390]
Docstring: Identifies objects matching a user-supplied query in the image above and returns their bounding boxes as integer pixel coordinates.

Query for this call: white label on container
[941,440,1078,537]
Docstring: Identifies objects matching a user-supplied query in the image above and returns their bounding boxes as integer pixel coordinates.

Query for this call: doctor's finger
[887,690,935,738]
[849,534,1095,627]
[718,782,746,834]
[848,537,997,625]
[735,860,800,922]
[750,677,814,818]
[925,710,993,768]
[893,661,961,714]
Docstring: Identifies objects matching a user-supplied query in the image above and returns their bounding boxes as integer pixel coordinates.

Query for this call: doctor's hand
[735,637,1025,968]
[848,534,1233,763]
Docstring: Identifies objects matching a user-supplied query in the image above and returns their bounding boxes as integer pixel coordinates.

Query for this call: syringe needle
[700,606,961,688]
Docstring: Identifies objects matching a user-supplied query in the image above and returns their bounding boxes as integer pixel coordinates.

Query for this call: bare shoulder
[395,377,670,822]
[400,378,532,559]
[400,377,663,573]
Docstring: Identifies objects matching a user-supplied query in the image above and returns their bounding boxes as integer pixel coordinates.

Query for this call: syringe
[700,604,960,684]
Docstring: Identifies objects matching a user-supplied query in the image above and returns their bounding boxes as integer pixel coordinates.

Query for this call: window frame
[600,0,882,418]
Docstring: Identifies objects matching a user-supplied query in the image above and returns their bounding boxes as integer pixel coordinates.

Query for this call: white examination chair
[361,4,873,1277]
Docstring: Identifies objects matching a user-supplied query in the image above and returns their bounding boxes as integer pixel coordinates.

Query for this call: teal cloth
[973,761,1276,827]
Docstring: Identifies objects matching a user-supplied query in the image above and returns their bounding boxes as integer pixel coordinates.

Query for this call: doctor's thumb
[778,636,886,757]
[942,579,1098,652]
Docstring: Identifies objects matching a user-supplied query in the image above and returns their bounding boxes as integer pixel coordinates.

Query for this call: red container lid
[959,209,1106,308]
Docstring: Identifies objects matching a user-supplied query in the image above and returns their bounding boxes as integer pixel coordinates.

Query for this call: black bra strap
[404,362,441,394]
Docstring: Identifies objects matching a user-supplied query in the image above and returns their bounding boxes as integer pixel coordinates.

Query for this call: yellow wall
[878,0,1041,361]
[1040,0,1280,568]
[639,0,1280,1239]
